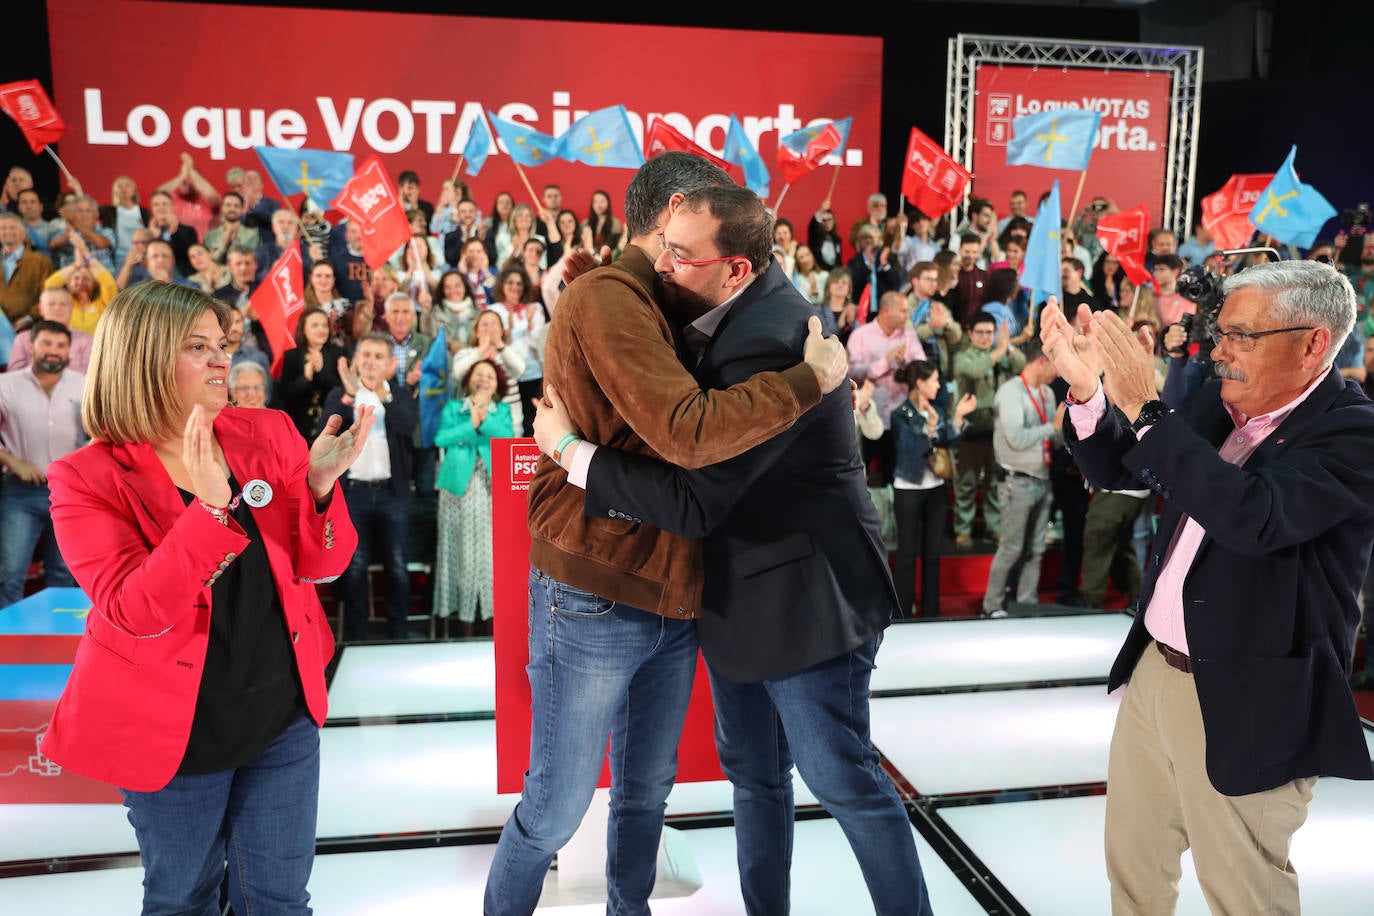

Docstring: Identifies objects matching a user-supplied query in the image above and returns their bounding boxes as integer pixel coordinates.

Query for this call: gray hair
[0,210,22,227]
[228,359,271,399]
[623,151,733,240]
[1223,259,1356,369]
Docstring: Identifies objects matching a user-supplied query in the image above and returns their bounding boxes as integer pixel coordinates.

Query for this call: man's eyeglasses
[232,385,267,393]
[1210,326,1315,352]
[657,234,746,270]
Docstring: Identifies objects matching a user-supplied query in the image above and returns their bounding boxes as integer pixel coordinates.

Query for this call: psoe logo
[509,441,542,491]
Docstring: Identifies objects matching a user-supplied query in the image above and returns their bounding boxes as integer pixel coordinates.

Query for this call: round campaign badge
[242,479,273,508]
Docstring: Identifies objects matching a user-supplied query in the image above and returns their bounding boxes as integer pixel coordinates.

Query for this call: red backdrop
[971,65,1174,227]
[491,440,722,796]
[46,0,881,235]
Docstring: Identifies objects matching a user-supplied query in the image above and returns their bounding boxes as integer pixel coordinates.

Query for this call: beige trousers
[1105,644,1316,915]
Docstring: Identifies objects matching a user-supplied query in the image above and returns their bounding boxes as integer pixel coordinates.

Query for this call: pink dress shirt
[1068,372,1327,653]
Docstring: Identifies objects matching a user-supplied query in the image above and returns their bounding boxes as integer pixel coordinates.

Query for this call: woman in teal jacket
[433,358,513,636]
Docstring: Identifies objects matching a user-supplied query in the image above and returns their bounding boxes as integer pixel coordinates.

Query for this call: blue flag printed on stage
[558,106,645,169]
[486,112,561,167]
[723,114,770,198]
[418,326,449,448]
[1021,180,1063,307]
[463,117,494,177]
[1005,109,1103,172]
[254,146,354,211]
[1247,146,1337,249]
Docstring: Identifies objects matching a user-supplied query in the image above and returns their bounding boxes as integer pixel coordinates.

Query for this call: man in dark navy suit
[1043,259,1374,914]
[538,185,931,916]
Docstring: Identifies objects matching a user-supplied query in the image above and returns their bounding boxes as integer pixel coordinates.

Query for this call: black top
[177,475,306,775]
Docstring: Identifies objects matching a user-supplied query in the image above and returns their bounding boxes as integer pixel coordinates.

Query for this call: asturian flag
[723,115,770,198]
[1006,109,1102,172]
[462,116,494,177]
[558,106,644,169]
[254,146,354,212]
[1247,146,1337,249]
[487,112,561,167]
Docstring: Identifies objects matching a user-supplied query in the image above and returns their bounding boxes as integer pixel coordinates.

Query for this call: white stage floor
[3,612,1370,914]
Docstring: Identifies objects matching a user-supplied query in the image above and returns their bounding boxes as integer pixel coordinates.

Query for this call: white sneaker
[987,608,1009,619]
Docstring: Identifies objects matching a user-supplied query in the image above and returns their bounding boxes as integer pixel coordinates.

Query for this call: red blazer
[40,407,358,791]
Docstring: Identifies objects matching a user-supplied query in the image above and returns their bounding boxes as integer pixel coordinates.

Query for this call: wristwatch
[1130,400,1172,437]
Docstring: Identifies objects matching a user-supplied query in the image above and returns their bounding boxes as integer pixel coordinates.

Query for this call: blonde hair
[83,281,231,444]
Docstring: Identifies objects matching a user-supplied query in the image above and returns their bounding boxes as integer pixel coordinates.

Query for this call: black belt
[1155,640,1193,674]
[1002,468,1043,480]
[344,478,390,489]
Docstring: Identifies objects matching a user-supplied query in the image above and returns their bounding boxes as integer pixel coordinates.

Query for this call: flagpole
[824,166,841,208]
[44,145,78,188]
[1127,282,1139,322]
[450,155,465,184]
[1067,168,1090,230]
[511,161,543,211]
[771,183,791,213]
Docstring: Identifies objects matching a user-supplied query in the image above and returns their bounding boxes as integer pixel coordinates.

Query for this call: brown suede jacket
[528,244,821,618]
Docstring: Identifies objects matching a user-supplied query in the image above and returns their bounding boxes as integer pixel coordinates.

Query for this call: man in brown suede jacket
[484,152,848,916]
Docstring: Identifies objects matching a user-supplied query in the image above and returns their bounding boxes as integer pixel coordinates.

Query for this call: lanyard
[1020,374,1048,423]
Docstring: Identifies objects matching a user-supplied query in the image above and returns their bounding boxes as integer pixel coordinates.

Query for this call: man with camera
[1333,221,1374,335]
[1042,259,1374,914]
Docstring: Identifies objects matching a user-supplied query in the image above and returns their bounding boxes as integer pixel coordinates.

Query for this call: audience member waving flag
[899,126,970,219]
[487,112,561,167]
[330,155,413,269]
[418,326,449,448]
[1201,173,1271,250]
[0,80,68,154]
[1020,180,1062,306]
[1248,146,1336,249]
[461,116,494,177]
[644,117,734,174]
[775,117,851,185]
[250,245,305,378]
[254,146,354,213]
[1006,109,1102,171]
[558,105,644,169]
[723,114,770,198]
[1096,206,1157,292]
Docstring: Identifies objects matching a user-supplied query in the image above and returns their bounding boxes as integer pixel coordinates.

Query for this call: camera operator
[1333,224,1374,336]
[1071,196,1117,264]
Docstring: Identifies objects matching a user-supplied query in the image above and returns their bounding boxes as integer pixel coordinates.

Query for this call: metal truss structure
[946,33,1204,237]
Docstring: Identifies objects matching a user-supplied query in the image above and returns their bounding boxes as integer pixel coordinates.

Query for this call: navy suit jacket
[583,261,896,683]
[1065,367,1374,795]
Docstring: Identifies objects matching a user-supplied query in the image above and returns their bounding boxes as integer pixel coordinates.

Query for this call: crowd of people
[5,156,1374,656]
[5,146,1374,913]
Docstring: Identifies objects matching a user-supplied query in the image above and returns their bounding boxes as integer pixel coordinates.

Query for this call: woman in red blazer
[41,280,374,914]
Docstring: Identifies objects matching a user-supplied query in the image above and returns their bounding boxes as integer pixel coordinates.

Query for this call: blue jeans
[119,715,320,916]
[484,568,699,916]
[709,635,932,916]
[0,478,75,608]
[336,480,411,640]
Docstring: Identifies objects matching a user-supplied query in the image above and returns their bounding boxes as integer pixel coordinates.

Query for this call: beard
[656,277,718,321]
[35,355,69,374]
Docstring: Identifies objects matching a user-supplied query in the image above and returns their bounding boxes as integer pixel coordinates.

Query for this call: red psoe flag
[329,155,412,270]
[644,117,733,173]
[1095,206,1157,292]
[776,119,849,186]
[250,245,305,379]
[1201,173,1273,251]
[0,80,68,154]
[899,127,970,219]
